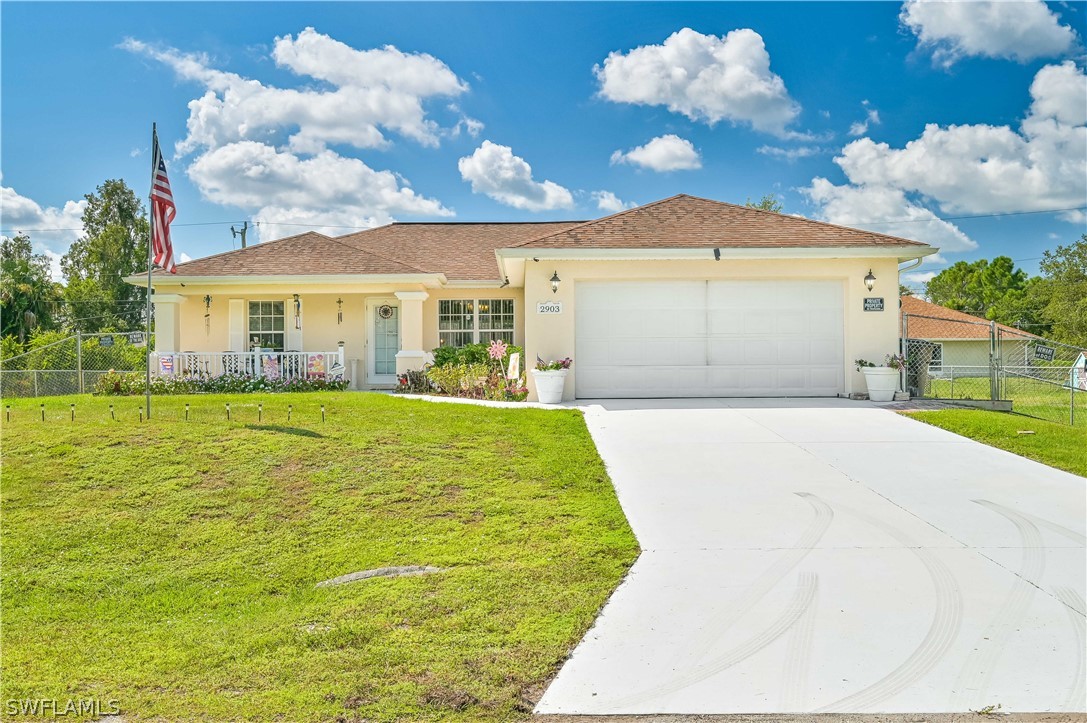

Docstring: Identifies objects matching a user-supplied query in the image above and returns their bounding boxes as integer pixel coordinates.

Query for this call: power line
[4,205,1085,235]
[1,219,246,233]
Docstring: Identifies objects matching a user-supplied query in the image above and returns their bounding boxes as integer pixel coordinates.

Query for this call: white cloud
[0,183,85,281]
[458,141,574,211]
[756,144,825,161]
[848,100,881,137]
[803,62,1086,255]
[902,270,938,290]
[591,190,636,213]
[121,29,462,239]
[900,0,1078,66]
[0,182,86,249]
[122,29,466,153]
[803,179,978,251]
[610,134,702,171]
[595,27,802,136]
[189,142,452,241]
[833,62,1086,215]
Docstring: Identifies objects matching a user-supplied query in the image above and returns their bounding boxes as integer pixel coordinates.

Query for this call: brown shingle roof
[900,295,1040,340]
[162,222,584,280]
[337,222,584,280]
[515,194,929,249]
[159,194,933,282]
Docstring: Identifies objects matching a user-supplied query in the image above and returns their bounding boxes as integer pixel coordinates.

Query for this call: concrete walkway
[536,399,1086,716]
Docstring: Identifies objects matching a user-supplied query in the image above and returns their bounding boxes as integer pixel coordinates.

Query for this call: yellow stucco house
[129,194,937,401]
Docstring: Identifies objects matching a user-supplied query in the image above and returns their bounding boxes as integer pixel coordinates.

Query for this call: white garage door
[575,280,844,398]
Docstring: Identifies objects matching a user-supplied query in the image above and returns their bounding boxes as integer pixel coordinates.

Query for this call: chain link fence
[902,312,1084,426]
[996,327,1084,427]
[0,332,148,398]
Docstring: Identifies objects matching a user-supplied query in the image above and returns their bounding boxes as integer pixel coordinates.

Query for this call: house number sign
[536,301,563,314]
[863,297,885,312]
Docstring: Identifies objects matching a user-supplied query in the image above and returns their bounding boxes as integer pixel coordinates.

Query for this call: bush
[431,343,523,368]
[94,371,348,396]
[426,363,491,398]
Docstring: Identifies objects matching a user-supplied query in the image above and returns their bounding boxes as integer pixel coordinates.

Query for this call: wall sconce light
[864,270,876,292]
[336,297,343,325]
[713,248,721,261]
[293,293,302,330]
[550,271,561,294]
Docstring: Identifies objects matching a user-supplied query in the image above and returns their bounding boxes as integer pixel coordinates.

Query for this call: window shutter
[286,298,303,351]
[229,299,245,351]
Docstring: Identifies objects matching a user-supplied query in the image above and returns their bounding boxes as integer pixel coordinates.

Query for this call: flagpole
[146,122,155,420]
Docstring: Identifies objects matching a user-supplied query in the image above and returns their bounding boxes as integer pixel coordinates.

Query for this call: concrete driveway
[536,399,1086,715]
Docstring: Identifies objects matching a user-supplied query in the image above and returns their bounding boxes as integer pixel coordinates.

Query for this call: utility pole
[231,221,248,249]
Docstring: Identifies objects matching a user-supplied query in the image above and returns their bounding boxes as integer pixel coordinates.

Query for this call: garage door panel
[575,280,844,398]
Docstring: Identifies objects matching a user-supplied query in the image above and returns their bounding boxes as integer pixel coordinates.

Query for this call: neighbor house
[899,294,1041,375]
[128,194,936,401]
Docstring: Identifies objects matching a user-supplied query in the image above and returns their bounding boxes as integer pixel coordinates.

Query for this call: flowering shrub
[423,341,527,401]
[94,371,348,395]
[396,369,432,393]
[535,356,572,371]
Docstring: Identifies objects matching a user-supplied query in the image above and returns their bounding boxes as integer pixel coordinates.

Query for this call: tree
[60,179,149,332]
[0,234,60,343]
[899,284,913,296]
[925,256,1027,318]
[745,193,784,213]
[1030,235,1087,347]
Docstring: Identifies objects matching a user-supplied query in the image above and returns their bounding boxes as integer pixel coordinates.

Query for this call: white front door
[366,299,400,384]
[575,280,844,398]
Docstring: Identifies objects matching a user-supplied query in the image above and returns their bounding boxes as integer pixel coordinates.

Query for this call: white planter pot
[862,367,900,402]
[532,369,568,404]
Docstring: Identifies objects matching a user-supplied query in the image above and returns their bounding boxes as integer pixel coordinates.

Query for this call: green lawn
[924,375,1084,427]
[1,393,639,721]
[907,408,1087,477]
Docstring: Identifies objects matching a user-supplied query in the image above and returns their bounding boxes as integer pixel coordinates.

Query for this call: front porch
[151,288,436,390]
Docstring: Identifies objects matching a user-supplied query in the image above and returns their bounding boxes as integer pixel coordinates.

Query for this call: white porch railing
[152,346,345,381]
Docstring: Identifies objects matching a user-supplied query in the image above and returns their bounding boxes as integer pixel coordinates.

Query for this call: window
[248,301,285,351]
[438,298,515,347]
[478,299,514,343]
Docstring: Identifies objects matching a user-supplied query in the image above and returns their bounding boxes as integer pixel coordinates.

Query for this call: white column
[394,290,429,374]
[152,294,185,353]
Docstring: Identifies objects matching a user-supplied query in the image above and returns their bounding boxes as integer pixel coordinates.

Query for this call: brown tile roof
[900,294,1040,340]
[514,194,929,249]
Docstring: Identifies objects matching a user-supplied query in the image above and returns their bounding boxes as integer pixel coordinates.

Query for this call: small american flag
[151,127,177,273]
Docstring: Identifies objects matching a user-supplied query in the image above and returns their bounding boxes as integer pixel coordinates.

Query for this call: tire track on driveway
[815,499,963,713]
[951,500,1045,711]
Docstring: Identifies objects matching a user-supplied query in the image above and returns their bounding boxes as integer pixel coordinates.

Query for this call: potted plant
[531,355,572,404]
[855,354,905,402]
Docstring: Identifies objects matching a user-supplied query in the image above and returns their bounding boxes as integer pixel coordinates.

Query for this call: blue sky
[2,1,1085,289]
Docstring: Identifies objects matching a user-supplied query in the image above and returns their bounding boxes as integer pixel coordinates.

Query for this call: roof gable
[515,194,928,250]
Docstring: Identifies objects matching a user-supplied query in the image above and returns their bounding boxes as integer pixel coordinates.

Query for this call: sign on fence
[1033,345,1055,362]
[98,335,115,347]
[127,332,145,346]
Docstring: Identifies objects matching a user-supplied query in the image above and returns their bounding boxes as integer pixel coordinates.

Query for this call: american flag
[151,128,177,273]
